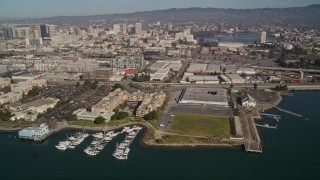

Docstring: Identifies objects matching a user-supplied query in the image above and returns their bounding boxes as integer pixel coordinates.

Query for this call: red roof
[124,69,135,75]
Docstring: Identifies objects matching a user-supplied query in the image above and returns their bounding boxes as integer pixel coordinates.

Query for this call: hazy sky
[0,0,319,18]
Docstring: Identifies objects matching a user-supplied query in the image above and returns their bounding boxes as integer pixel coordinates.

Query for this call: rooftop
[181,88,228,103]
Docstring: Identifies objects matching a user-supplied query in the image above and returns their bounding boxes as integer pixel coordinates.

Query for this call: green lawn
[106,119,131,127]
[68,120,102,127]
[169,114,230,138]
[161,135,196,144]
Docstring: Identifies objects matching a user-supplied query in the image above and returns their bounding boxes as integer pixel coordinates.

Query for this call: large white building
[73,109,114,122]
[113,24,121,34]
[179,88,228,107]
[261,31,267,44]
[135,23,142,35]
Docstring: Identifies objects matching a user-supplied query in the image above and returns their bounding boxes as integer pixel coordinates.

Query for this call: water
[1,91,320,180]
[197,32,261,44]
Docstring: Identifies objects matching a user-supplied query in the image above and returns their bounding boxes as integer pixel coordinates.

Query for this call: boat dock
[259,113,281,121]
[275,107,303,118]
[255,124,277,129]
[244,140,263,153]
[244,116,263,153]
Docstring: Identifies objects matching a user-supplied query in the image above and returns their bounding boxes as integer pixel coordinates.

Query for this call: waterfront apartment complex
[91,89,166,118]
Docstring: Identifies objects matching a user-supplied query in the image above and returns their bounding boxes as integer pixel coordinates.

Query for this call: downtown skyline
[0,0,319,18]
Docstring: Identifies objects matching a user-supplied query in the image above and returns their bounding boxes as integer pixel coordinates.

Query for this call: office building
[48,25,56,37]
[38,24,48,38]
[168,23,173,31]
[2,27,14,40]
[113,24,121,34]
[261,31,267,44]
[122,24,127,34]
[135,23,142,35]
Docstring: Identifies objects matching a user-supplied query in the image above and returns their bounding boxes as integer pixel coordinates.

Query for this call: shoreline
[0,91,294,150]
[0,121,242,150]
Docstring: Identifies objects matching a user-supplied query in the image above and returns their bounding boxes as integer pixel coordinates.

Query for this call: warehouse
[186,63,207,73]
[206,64,221,74]
[188,76,220,84]
[236,67,256,75]
[179,88,228,107]
[226,74,245,84]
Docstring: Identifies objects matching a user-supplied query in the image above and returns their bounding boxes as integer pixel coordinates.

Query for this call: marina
[55,131,89,151]
[112,126,142,160]
[54,125,143,159]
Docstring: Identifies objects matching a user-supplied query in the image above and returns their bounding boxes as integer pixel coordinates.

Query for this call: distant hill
[2,4,320,25]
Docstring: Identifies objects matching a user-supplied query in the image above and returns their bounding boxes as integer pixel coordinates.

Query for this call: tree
[222,67,226,74]
[254,83,258,90]
[143,111,159,121]
[66,114,78,121]
[27,87,40,97]
[91,81,98,89]
[83,80,91,87]
[94,117,106,124]
[112,84,124,91]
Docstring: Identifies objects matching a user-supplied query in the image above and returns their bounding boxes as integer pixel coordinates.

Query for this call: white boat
[84,149,99,156]
[133,126,143,130]
[91,141,100,145]
[93,133,103,139]
[104,136,112,141]
[68,145,76,149]
[55,144,67,150]
[123,147,130,156]
[121,127,130,133]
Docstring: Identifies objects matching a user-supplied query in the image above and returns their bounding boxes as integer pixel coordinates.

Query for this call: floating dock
[255,124,277,129]
[275,107,303,118]
[259,113,281,121]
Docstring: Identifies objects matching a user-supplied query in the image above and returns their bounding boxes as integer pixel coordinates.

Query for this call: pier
[244,140,263,153]
[275,107,303,118]
[244,116,263,153]
[259,113,281,121]
[255,124,277,129]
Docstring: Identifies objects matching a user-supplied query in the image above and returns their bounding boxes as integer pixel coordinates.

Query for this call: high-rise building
[2,28,14,40]
[168,23,173,31]
[135,23,142,35]
[48,25,56,37]
[261,31,267,44]
[141,22,149,32]
[13,27,33,38]
[39,24,48,38]
[122,24,127,34]
[113,24,121,34]
[218,23,224,33]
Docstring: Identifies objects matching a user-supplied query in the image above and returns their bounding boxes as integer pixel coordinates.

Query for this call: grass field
[106,119,131,127]
[169,114,230,138]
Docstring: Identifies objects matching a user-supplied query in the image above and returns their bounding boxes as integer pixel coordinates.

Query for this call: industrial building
[236,67,256,75]
[188,76,220,84]
[150,69,169,81]
[226,74,245,84]
[186,63,207,73]
[206,64,221,74]
[111,56,144,69]
[179,88,228,107]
